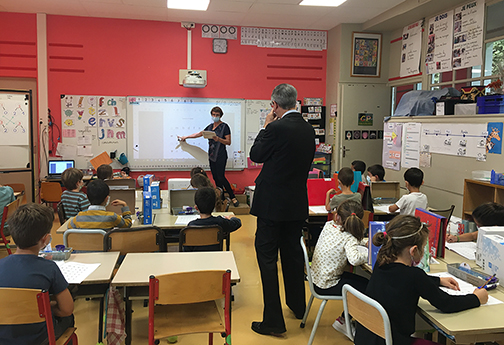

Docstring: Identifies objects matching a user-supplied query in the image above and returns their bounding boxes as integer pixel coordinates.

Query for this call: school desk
[66,252,120,343]
[111,251,240,345]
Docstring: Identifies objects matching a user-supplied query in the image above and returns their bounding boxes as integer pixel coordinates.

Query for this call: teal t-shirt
[0,186,15,221]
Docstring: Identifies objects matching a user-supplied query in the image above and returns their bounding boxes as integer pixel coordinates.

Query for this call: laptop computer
[47,160,75,179]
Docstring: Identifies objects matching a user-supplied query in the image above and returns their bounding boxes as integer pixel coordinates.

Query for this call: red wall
[1,12,327,190]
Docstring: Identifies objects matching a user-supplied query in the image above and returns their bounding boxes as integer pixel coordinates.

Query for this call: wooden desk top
[111,252,240,287]
[66,252,120,285]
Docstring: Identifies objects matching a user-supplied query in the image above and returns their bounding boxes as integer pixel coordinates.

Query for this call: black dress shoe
[251,321,286,336]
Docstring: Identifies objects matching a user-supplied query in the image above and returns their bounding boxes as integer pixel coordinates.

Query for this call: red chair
[148,270,232,345]
[0,288,77,345]
[0,198,21,255]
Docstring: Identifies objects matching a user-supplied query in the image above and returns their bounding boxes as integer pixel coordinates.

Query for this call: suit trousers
[255,217,306,330]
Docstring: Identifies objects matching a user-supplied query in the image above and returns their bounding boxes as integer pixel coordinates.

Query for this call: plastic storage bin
[39,248,73,260]
[491,170,504,186]
[477,95,504,114]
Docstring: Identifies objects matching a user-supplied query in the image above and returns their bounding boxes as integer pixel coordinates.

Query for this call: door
[338,83,391,169]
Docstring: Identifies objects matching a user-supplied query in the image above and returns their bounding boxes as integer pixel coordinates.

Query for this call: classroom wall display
[426,10,454,74]
[382,122,403,171]
[400,20,423,77]
[452,1,484,70]
[240,27,327,50]
[60,95,127,169]
[351,32,382,77]
[126,97,245,170]
[201,24,237,40]
[402,122,422,169]
[486,122,502,154]
[420,123,487,160]
[0,92,31,169]
[245,100,270,161]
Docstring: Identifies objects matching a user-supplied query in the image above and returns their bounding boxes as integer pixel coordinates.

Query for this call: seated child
[311,200,369,337]
[354,215,487,345]
[68,179,132,229]
[389,167,427,215]
[120,167,131,178]
[184,187,241,252]
[97,164,113,180]
[61,167,90,219]
[366,164,385,183]
[351,160,367,184]
[0,204,74,344]
[191,173,227,212]
[190,166,208,178]
[0,184,15,235]
[447,202,504,243]
[325,167,361,212]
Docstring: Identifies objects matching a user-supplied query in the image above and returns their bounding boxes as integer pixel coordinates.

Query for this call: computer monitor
[48,160,75,176]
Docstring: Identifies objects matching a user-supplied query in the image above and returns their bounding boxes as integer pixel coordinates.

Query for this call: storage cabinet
[462,179,504,220]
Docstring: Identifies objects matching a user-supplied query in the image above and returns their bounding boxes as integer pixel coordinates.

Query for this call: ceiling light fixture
[167,0,210,11]
[299,0,347,6]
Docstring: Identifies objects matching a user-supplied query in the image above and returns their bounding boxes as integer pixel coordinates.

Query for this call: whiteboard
[245,99,270,157]
[0,92,31,169]
[60,95,127,169]
[126,96,245,170]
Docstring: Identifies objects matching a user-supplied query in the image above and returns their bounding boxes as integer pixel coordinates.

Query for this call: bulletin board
[60,95,127,169]
[245,99,270,158]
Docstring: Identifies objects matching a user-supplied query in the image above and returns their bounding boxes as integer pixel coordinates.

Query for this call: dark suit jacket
[250,111,315,221]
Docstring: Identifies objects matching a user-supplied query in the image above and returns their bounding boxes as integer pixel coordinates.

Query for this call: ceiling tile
[208,0,253,13]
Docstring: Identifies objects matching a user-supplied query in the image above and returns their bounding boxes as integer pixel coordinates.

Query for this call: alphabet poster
[61,95,127,169]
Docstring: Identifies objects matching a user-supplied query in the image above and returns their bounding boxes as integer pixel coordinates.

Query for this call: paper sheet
[90,151,113,170]
[77,145,93,157]
[77,135,92,145]
[445,242,477,261]
[175,215,200,225]
[429,272,503,306]
[56,143,77,158]
[55,261,101,284]
[202,131,215,139]
[373,204,395,214]
[309,206,328,214]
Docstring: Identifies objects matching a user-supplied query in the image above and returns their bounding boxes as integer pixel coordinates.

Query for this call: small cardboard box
[476,227,504,267]
[143,174,154,192]
[479,234,504,282]
[151,181,160,209]
[143,191,153,225]
[454,103,477,115]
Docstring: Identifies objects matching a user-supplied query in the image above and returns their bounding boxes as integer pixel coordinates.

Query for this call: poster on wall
[452,1,484,70]
[400,20,423,77]
[402,122,422,168]
[486,122,503,154]
[426,10,454,74]
[382,122,403,171]
[0,95,29,146]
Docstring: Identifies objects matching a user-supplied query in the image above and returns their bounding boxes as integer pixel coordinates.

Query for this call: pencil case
[39,247,73,261]
[447,263,499,286]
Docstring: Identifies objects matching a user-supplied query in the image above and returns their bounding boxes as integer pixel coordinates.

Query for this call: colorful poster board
[452,1,484,70]
[400,20,423,77]
[426,10,454,74]
[382,122,403,171]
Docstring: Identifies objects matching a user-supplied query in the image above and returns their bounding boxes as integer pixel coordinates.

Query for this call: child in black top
[354,215,487,345]
[185,187,241,252]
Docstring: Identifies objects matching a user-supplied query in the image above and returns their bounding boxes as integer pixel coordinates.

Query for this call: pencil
[478,274,496,289]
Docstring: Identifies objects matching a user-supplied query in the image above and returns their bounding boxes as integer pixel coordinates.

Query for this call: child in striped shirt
[68,179,132,230]
[61,168,90,219]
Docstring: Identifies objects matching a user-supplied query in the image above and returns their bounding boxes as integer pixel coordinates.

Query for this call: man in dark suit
[249,83,316,335]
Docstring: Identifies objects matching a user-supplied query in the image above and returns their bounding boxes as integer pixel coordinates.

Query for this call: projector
[182,70,207,88]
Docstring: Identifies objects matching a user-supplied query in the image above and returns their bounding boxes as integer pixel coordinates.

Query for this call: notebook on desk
[47,160,75,179]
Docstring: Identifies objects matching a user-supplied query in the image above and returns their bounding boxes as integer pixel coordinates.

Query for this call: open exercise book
[445,241,477,261]
[55,261,101,284]
[429,272,503,306]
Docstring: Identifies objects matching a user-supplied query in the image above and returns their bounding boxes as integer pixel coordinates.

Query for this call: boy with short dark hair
[61,167,90,218]
[389,167,428,215]
[185,187,241,252]
[97,164,113,180]
[325,167,361,212]
[68,179,132,229]
[0,204,74,344]
[367,164,385,183]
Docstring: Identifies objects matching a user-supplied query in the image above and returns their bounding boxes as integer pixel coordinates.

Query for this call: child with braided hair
[354,215,488,345]
[311,199,369,338]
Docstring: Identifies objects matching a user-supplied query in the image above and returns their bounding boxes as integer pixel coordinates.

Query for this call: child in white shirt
[311,199,368,338]
[389,167,428,215]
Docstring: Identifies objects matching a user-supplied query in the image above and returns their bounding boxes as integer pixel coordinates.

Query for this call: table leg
[98,297,104,343]
[124,287,132,345]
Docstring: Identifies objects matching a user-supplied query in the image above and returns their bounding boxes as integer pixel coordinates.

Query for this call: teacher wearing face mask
[178,106,239,207]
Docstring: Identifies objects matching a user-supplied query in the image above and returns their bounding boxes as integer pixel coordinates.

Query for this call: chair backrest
[342,284,392,345]
[57,201,67,225]
[150,270,230,305]
[104,226,166,255]
[5,183,26,203]
[1,198,21,229]
[40,182,62,203]
[300,236,321,298]
[0,288,59,344]
[362,210,374,229]
[428,205,455,224]
[179,225,224,251]
[170,189,197,214]
[63,229,106,251]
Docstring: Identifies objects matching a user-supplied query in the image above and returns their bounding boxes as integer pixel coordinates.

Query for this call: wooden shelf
[462,179,504,220]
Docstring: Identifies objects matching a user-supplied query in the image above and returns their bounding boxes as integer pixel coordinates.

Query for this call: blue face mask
[366,175,372,184]
[212,116,220,123]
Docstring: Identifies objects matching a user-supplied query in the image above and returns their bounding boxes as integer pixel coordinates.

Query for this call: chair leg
[98,297,104,343]
[301,294,315,328]
[208,332,213,345]
[307,299,328,345]
[0,230,12,255]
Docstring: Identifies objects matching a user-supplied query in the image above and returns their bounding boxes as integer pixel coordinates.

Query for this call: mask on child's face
[366,175,372,184]
[105,196,110,207]
[410,247,422,267]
